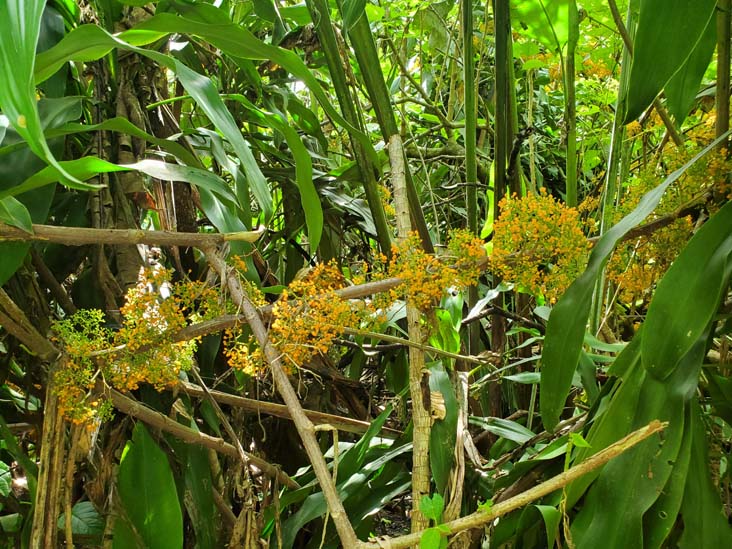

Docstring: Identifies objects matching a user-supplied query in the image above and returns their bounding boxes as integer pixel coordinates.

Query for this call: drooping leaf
[33,24,273,219]
[540,131,731,430]
[114,423,183,549]
[643,201,732,380]
[35,8,378,165]
[0,0,80,187]
[222,94,323,250]
[622,0,717,123]
[469,417,535,445]
[516,504,561,549]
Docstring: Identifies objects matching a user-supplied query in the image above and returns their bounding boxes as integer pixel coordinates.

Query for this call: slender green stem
[565,0,579,207]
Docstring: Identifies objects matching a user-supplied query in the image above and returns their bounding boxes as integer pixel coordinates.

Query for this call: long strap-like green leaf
[540,130,732,430]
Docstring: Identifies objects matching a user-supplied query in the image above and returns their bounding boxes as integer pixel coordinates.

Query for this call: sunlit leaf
[623,0,716,123]
[0,0,80,187]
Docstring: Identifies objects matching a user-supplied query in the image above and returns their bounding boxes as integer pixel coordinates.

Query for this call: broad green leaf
[420,493,445,522]
[3,156,122,198]
[0,197,32,232]
[56,501,104,536]
[664,13,716,124]
[420,527,444,549]
[0,513,22,533]
[183,439,216,548]
[0,0,80,187]
[13,117,201,167]
[504,372,541,384]
[428,363,458,493]
[643,406,693,549]
[516,505,561,549]
[678,401,732,547]
[429,310,460,355]
[114,423,183,549]
[0,461,10,497]
[569,432,591,448]
[511,0,569,52]
[623,0,717,123]
[643,201,732,380]
[222,94,323,250]
[570,336,704,547]
[540,132,731,430]
[125,160,238,204]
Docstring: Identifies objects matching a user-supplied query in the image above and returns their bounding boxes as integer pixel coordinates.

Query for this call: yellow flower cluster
[491,190,590,302]
[581,57,612,80]
[53,268,221,423]
[607,127,732,302]
[224,263,362,375]
[387,230,486,310]
[51,309,113,425]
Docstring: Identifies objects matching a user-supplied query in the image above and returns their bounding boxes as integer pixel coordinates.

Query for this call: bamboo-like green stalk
[345,9,434,253]
[463,0,477,235]
[565,0,579,207]
[489,0,512,421]
[717,0,731,144]
[591,0,633,332]
[305,0,392,256]
[494,1,509,207]
[463,0,480,355]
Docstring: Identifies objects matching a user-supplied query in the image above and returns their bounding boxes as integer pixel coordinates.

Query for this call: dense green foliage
[0,1,731,547]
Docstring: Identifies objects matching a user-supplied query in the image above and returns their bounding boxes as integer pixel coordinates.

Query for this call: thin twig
[179,381,401,438]
[103,383,299,489]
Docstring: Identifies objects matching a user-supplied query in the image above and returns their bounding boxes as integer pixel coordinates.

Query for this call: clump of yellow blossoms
[53,268,222,423]
[52,309,113,425]
[387,230,486,310]
[491,189,590,302]
[225,263,364,376]
[607,123,732,303]
[224,231,487,374]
